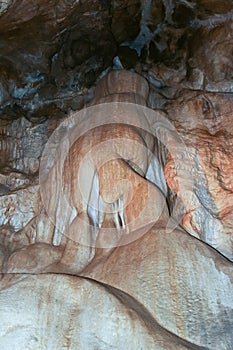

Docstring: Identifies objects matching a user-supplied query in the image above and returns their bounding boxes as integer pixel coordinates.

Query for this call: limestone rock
[0,2,232,348]
[1,218,232,349]
[187,22,233,92]
[0,185,40,232]
[0,0,116,113]
[1,273,185,350]
[111,0,141,43]
[81,221,233,350]
[164,92,233,260]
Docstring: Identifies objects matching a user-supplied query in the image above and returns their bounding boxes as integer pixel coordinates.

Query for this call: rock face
[1,223,233,350]
[0,1,233,349]
[1,69,233,349]
[164,92,233,260]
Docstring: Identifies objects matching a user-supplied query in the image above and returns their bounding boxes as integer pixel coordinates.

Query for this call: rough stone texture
[187,22,233,92]
[164,92,233,260]
[0,0,233,349]
[0,0,116,113]
[111,0,141,44]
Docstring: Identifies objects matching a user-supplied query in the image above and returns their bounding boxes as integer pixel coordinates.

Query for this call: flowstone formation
[0,1,233,349]
[0,0,232,260]
[1,69,233,350]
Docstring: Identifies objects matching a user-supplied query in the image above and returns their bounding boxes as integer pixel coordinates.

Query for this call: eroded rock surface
[164,91,233,260]
[0,1,233,349]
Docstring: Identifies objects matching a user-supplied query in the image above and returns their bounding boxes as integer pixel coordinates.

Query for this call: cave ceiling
[0,0,232,119]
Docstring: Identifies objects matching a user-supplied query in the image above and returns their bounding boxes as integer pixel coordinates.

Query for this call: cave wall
[0,0,232,261]
[0,1,233,349]
[0,0,233,259]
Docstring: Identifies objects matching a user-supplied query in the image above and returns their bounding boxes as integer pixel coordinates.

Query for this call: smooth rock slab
[0,273,198,350]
